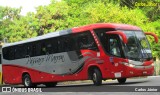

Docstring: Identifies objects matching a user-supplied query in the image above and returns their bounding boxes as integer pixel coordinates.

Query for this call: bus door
[106,34,126,78]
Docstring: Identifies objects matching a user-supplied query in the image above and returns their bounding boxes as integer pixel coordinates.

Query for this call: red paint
[2,23,156,85]
[72,23,141,33]
[124,66,154,77]
[106,31,128,44]
[2,64,88,84]
[145,32,158,43]
[143,60,153,66]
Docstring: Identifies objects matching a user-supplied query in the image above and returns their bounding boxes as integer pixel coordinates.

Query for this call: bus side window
[76,31,98,51]
[41,42,47,55]
[109,39,121,57]
[9,47,15,60]
[32,43,37,56]
[46,43,52,54]
[15,47,18,59]
[3,47,14,60]
[62,35,76,52]
[3,47,9,60]
[27,45,33,57]
[40,40,52,55]
[36,42,41,56]
[45,40,53,54]
[57,37,63,53]
[23,45,28,58]
[16,45,27,59]
[52,38,58,53]
[19,45,26,59]
[68,35,76,51]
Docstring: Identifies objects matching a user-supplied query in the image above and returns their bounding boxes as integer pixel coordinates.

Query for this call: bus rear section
[2,23,158,87]
[0,42,3,84]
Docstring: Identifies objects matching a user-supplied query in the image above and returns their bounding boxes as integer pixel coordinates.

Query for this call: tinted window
[2,31,98,60]
[74,31,98,51]
[3,46,15,60]
[94,28,124,57]
[59,35,76,52]
[94,28,115,47]
[109,38,121,57]
[2,47,8,60]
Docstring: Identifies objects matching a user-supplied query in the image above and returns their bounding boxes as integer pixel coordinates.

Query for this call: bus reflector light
[120,62,128,65]
[121,62,135,67]
[130,71,134,74]
[97,52,100,57]
[143,71,147,74]
[151,63,154,66]
[115,63,118,66]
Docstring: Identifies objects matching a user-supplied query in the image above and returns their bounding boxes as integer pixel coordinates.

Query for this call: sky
[0,0,51,15]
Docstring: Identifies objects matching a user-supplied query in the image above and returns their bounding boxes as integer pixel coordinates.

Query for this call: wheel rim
[24,77,30,87]
[93,73,97,82]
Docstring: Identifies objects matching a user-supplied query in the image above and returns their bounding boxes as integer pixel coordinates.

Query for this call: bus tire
[92,69,102,86]
[22,74,34,87]
[45,82,57,87]
[117,78,126,84]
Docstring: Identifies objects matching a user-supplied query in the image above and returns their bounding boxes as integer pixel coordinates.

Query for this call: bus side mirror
[106,31,128,44]
[145,32,158,43]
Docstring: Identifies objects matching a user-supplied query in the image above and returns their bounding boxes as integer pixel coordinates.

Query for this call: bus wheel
[45,82,57,87]
[92,69,102,86]
[117,78,126,84]
[22,74,33,87]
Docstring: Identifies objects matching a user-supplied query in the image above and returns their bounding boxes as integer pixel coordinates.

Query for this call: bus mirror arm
[145,32,158,43]
[106,31,128,44]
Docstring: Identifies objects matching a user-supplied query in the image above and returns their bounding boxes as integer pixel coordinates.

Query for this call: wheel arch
[87,65,102,80]
[22,72,30,82]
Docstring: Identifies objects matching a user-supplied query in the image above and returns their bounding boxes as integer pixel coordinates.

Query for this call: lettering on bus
[26,54,65,66]
[80,42,94,49]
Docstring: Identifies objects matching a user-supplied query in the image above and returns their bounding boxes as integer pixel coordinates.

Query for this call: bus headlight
[121,62,135,67]
[120,62,128,65]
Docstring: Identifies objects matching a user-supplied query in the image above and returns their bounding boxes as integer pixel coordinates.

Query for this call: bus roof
[3,29,72,48]
[72,23,141,33]
[3,23,141,48]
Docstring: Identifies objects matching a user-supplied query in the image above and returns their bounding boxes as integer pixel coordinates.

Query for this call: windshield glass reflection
[122,31,152,61]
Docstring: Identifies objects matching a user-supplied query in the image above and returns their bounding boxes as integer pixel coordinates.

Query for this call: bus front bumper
[124,65,154,78]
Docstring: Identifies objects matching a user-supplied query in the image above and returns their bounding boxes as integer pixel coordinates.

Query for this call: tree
[0,0,160,58]
[0,6,21,41]
[34,0,70,35]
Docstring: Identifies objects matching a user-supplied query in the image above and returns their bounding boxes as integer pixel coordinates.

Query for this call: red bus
[2,23,158,87]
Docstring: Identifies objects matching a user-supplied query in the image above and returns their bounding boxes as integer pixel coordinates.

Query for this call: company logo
[2,87,12,92]
[1,87,42,92]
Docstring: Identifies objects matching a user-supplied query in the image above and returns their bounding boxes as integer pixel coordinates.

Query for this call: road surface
[0,76,160,95]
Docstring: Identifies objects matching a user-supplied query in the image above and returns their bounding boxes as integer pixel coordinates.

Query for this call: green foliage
[0,0,160,58]
[0,6,21,41]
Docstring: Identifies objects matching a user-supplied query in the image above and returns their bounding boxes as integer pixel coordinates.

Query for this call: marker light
[151,63,154,66]
[121,62,135,67]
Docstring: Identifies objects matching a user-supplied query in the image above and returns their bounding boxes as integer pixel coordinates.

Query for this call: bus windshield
[122,30,152,61]
[94,29,152,61]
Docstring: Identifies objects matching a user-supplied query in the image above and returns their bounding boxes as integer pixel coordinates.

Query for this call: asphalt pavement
[0,76,160,95]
